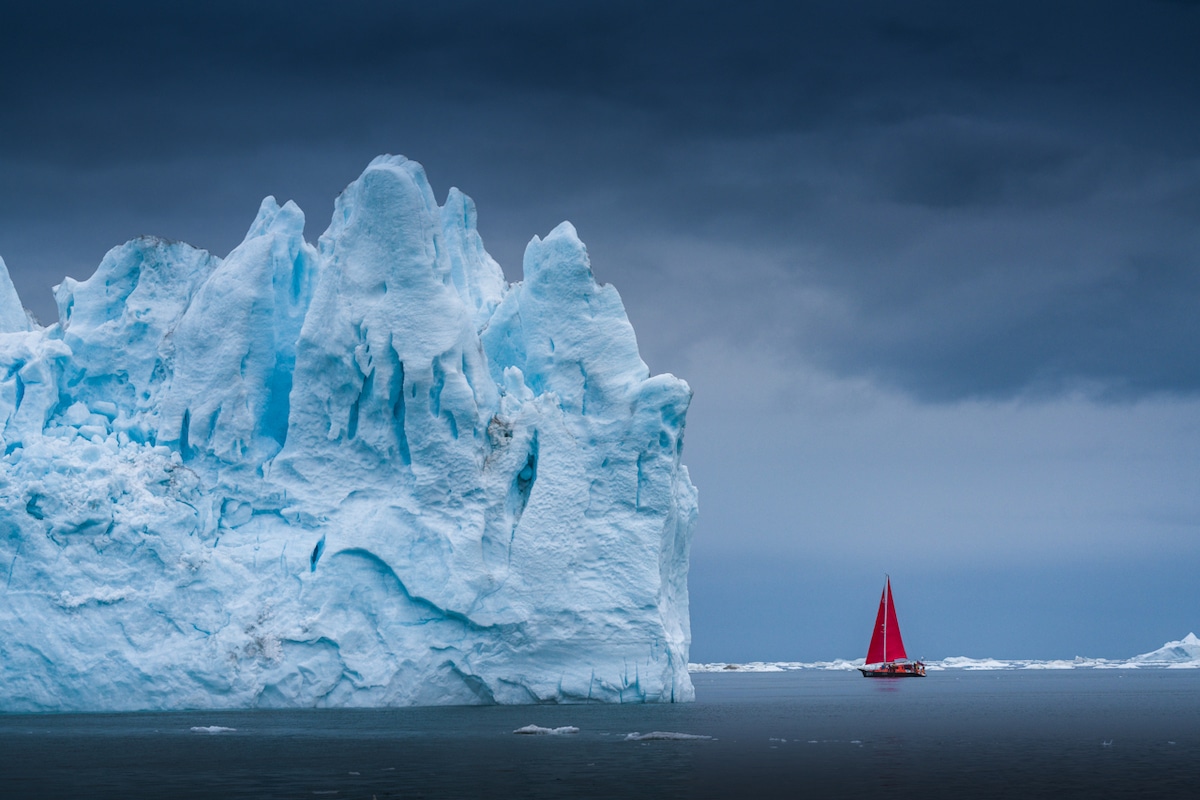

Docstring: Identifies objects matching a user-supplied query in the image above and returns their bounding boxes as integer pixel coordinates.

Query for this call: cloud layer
[3,1,1198,400]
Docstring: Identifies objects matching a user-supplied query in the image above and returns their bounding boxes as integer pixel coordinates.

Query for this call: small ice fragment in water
[624,731,712,741]
[190,726,236,734]
[513,725,580,735]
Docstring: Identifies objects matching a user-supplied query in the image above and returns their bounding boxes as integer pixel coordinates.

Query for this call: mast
[885,576,907,661]
[883,575,889,662]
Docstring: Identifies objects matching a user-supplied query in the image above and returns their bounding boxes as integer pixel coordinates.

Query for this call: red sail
[865,577,908,664]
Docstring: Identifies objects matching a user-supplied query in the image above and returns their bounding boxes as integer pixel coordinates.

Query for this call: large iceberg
[0,156,697,711]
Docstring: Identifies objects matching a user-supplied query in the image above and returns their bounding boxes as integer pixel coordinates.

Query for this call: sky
[2,0,1198,662]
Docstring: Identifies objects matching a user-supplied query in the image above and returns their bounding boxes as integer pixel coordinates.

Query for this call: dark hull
[859,662,925,678]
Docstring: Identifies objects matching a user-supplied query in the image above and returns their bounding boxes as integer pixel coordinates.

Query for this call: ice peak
[487,219,648,417]
[0,255,32,333]
[524,221,591,290]
[365,153,412,171]
[242,195,306,241]
[439,186,506,330]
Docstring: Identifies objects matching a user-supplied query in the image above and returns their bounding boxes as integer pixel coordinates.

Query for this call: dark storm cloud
[2,0,1199,399]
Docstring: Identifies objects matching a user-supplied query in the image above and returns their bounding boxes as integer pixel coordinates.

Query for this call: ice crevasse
[0,156,697,711]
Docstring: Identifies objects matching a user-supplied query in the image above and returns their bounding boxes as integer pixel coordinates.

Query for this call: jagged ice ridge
[0,156,698,711]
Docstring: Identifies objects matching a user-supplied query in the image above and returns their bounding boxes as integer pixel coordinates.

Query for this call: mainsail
[865,576,908,664]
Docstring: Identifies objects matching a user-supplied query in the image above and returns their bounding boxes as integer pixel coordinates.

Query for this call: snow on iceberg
[0,155,698,711]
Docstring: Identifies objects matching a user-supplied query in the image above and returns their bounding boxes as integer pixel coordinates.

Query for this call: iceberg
[1130,633,1200,667]
[0,155,698,711]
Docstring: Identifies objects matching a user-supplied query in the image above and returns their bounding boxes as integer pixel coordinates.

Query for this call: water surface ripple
[3,670,1197,798]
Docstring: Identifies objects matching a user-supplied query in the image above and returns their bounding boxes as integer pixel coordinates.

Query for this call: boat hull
[858,661,926,678]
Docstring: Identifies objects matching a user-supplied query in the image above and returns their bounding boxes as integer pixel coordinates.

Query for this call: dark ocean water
[2,670,1198,799]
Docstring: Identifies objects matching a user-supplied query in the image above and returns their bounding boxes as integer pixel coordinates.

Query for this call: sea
[3,669,1198,799]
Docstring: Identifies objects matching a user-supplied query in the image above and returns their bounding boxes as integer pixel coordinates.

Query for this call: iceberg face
[0,155,697,711]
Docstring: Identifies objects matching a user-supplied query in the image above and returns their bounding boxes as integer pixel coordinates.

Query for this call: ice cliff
[0,156,697,711]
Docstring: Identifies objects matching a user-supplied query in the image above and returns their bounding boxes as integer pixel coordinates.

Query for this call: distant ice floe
[513,725,579,735]
[689,659,863,673]
[933,657,1087,671]
[190,726,236,734]
[690,633,1200,672]
[625,731,713,741]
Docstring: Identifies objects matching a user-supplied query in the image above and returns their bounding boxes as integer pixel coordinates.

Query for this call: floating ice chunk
[624,731,712,741]
[190,726,237,734]
[513,725,580,735]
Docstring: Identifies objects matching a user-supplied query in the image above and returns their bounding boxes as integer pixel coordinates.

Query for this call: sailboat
[859,576,925,677]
